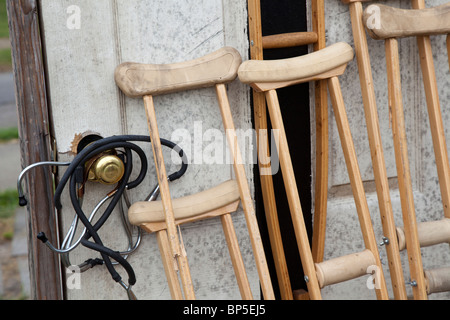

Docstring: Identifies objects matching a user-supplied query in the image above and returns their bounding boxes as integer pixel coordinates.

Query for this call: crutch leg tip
[37,232,48,243]
[19,196,27,207]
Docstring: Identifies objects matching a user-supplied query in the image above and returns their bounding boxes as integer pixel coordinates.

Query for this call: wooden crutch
[115,47,275,300]
[142,94,195,299]
[129,181,251,299]
[360,1,450,298]
[247,0,328,300]
[238,42,389,300]
[341,0,408,300]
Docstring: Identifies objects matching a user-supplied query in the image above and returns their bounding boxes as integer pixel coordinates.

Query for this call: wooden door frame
[250,0,314,298]
[6,0,63,300]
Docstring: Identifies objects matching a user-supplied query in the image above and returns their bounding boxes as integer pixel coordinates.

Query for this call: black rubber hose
[52,135,188,287]
[166,140,188,182]
[54,135,188,209]
[69,173,124,283]
[81,239,136,285]
[68,142,145,231]
[68,147,136,285]
[55,137,147,209]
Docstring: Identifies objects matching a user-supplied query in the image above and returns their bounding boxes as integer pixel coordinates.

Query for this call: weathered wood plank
[6,0,63,300]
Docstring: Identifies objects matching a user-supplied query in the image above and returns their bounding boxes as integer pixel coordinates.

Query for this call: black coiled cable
[42,135,188,288]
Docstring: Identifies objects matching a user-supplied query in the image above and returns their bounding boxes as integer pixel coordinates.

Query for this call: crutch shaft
[215,84,275,300]
[156,230,184,300]
[221,213,253,300]
[144,95,196,300]
[311,0,328,263]
[327,76,389,300]
[415,34,450,219]
[253,90,293,300]
[265,89,322,300]
[384,38,427,299]
[348,0,408,300]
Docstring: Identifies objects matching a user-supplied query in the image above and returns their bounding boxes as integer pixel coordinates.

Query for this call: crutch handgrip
[425,267,450,294]
[314,249,377,288]
[396,219,450,251]
[128,180,240,230]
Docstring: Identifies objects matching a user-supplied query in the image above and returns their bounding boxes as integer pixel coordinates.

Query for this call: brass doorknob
[88,155,125,184]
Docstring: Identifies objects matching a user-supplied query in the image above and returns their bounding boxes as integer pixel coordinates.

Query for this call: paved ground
[0,72,15,106]
[0,141,21,191]
[0,72,21,193]
[0,73,16,129]
[0,38,10,49]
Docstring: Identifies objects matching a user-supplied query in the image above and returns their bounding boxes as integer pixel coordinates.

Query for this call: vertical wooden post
[247,0,293,300]
[310,0,329,264]
[6,0,63,299]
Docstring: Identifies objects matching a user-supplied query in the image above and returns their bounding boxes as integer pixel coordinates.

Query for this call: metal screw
[406,280,417,287]
[250,40,254,46]
[304,275,309,283]
[379,236,390,246]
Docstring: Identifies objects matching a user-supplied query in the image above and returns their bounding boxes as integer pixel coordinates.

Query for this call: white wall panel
[40,0,255,300]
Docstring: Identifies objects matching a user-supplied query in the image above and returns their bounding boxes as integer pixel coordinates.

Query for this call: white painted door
[40,0,257,300]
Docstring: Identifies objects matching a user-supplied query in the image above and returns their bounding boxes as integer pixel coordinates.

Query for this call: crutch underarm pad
[363,3,450,40]
[237,42,354,84]
[115,47,242,98]
[128,179,240,227]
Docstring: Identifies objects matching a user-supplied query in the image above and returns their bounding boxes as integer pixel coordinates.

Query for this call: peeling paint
[66,130,102,155]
